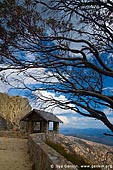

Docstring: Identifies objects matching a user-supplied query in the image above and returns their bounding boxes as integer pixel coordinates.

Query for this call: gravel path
[0,137,32,170]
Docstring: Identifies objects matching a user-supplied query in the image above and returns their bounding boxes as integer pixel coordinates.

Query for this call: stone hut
[20,109,63,134]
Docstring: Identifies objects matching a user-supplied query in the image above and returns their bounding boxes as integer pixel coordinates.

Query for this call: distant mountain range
[60,128,113,146]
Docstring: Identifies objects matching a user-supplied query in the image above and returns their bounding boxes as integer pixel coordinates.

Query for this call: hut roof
[20,109,63,123]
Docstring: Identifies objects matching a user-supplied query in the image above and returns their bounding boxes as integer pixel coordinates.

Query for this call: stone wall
[0,130,28,138]
[28,133,78,170]
[28,133,113,170]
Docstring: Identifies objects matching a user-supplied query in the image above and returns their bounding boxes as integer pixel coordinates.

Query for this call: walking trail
[0,137,32,170]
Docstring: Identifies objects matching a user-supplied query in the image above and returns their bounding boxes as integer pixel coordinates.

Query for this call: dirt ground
[0,137,32,170]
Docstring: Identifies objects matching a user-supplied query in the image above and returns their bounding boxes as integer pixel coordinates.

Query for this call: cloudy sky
[0,66,113,130]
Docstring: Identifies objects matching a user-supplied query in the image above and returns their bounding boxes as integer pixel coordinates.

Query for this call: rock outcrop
[0,92,31,130]
[51,134,113,169]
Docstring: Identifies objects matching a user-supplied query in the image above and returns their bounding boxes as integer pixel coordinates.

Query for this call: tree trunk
[102,119,113,133]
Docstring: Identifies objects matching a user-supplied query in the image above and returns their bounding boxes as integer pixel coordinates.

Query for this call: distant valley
[60,128,113,146]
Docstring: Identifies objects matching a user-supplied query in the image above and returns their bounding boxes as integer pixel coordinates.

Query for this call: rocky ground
[0,137,32,170]
[50,134,113,169]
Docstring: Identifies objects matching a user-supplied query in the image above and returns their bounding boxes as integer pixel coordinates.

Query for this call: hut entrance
[33,122,41,133]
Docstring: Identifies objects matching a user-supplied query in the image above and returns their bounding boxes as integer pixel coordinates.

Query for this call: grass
[46,140,101,170]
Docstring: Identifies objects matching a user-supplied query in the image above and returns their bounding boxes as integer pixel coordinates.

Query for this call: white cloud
[32,90,67,105]
[32,90,79,125]
[26,52,36,61]
[109,118,113,123]
[59,116,108,129]
[0,80,10,93]
[0,66,59,92]
[32,89,109,129]
[0,67,40,94]
[103,108,113,115]
[53,107,75,115]
[32,89,113,129]
[58,116,69,124]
